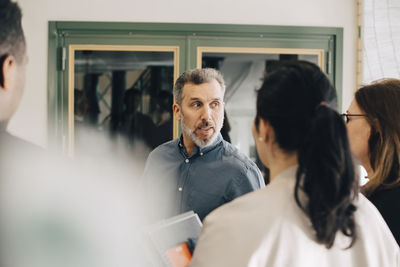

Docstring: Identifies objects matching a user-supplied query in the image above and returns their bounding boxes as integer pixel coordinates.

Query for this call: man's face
[174,79,225,147]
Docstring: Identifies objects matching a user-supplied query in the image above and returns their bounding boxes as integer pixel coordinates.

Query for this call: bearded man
[141,68,264,222]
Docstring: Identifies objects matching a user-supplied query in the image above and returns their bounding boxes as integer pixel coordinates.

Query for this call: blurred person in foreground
[345,78,400,245]
[190,61,399,267]
[0,2,143,266]
[141,68,264,222]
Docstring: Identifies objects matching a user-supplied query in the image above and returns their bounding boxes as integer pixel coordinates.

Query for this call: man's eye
[192,103,201,107]
[211,102,219,108]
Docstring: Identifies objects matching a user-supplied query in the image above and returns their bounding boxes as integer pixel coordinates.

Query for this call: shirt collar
[271,164,299,183]
[178,133,223,157]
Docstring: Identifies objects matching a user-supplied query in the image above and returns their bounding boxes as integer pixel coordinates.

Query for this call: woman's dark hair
[355,79,400,196]
[255,61,358,248]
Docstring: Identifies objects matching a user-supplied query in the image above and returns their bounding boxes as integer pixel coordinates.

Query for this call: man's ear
[173,103,181,121]
[0,55,16,90]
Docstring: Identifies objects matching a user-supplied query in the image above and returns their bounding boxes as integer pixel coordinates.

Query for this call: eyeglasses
[340,113,367,123]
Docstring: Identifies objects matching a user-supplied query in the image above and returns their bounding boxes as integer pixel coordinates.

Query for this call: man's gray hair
[173,68,226,105]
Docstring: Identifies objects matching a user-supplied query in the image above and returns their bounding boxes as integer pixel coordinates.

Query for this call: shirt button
[200,152,204,156]
[178,187,182,191]
[185,159,189,163]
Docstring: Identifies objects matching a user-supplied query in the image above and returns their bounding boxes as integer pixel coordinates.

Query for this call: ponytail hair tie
[316,101,329,110]
[319,101,328,107]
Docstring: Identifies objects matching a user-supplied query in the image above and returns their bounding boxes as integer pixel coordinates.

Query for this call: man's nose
[200,106,212,121]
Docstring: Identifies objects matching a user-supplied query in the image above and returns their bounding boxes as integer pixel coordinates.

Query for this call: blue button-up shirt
[142,133,265,221]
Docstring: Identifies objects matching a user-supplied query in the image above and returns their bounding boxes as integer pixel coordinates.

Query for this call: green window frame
[48,22,343,152]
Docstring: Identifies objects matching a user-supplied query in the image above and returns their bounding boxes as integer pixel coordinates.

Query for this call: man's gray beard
[181,114,223,148]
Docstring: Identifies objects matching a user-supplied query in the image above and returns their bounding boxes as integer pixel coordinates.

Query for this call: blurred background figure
[345,78,400,245]
[190,61,399,267]
[151,90,173,148]
[120,88,155,149]
[74,88,89,128]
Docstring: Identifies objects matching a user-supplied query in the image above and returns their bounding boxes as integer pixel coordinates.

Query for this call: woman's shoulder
[209,174,296,222]
[198,175,303,249]
[356,193,385,220]
[355,193,398,241]
[190,186,294,267]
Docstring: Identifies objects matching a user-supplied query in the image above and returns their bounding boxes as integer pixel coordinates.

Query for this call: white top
[190,165,400,267]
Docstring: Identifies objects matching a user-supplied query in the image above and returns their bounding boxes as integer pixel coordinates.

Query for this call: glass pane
[74,50,174,160]
[202,52,319,168]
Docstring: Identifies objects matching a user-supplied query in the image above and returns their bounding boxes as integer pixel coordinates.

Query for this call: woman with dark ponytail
[190,61,399,267]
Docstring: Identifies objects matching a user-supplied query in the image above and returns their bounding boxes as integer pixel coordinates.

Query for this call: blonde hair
[356,78,400,195]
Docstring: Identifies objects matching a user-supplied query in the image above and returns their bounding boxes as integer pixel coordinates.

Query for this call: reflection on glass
[202,52,319,169]
[74,50,174,158]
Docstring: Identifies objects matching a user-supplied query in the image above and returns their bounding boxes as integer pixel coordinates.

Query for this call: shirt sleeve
[224,164,265,201]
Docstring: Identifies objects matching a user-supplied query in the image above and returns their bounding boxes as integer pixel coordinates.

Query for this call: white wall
[12,0,357,147]
[362,0,400,83]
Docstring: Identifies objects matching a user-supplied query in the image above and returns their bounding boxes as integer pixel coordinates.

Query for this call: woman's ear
[0,55,16,91]
[372,118,382,135]
[258,118,273,143]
